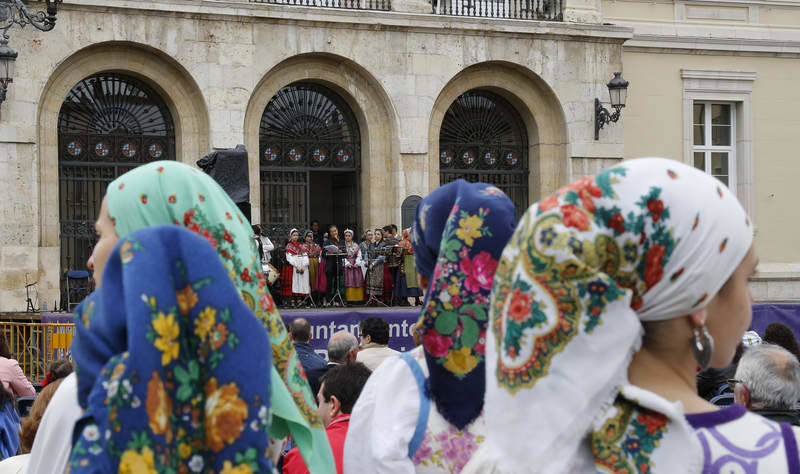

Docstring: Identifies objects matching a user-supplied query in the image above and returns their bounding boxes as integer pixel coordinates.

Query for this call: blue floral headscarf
[411,179,517,429]
[69,226,272,473]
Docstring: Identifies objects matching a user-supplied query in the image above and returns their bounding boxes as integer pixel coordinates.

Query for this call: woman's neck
[628,346,718,414]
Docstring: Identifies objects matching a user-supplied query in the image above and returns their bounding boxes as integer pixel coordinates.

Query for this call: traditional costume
[468,158,790,474]
[93,161,335,472]
[366,239,387,300]
[287,231,310,296]
[394,229,424,303]
[69,226,273,471]
[304,231,324,300]
[343,230,365,302]
[344,180,517,473]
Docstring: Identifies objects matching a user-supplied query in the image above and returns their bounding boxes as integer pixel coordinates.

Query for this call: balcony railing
[251,0,392,11]
[433,0,562,20]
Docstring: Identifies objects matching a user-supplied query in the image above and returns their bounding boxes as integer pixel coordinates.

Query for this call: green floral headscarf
[106,161,334,472]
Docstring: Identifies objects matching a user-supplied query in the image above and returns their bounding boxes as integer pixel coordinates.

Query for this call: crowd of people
[255,222,423,309]
[3,157,800,473]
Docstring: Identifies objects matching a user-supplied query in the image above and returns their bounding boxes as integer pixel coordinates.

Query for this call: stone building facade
[5,0,800,311]
[0,0,631,311]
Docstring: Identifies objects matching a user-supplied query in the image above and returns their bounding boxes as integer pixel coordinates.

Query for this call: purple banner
[752,304,800,341]
[280,309,420,361]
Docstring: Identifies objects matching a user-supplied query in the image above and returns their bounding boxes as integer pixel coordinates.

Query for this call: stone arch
[428,61,569,205]
[244,53,399,231]
[38,41,210,248]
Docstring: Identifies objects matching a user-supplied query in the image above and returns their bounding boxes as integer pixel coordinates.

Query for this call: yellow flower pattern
[443,346,480,375]
[153,312,180,366]
[118,447,157,474]
[221,461,254,474]
[194,306,216,340]
[456,214,483,246]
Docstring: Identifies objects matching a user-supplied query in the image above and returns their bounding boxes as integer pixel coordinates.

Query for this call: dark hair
[328,224,338,233]
[251,225,261,236]
[382,225,392,234]
[320,362,372,414]
[290,318,312,343]
[45,359,74,385]
[763,323,800,361]
[311,220,320,227]
[359,317,390,345]
[0,334,11,360]
[391,224,398,233]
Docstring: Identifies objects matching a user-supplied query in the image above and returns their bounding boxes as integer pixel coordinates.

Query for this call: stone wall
[0,0,630,311]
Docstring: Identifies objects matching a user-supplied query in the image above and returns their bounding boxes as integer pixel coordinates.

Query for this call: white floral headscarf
[481,158,752,472]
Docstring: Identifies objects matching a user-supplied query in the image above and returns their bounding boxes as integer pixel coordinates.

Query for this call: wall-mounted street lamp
[0,0,64,107]
[594,72,629,140]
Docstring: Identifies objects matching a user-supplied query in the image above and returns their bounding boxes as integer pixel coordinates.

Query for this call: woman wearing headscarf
[343,180,517,473]
[366,229,388,305]
[304,230,324,304]
[286,229,310,307]
[38,162,334,473]
[394,228,424,307]
[68,226,273,472]
[471,158,776,473]
[343,229,365,304]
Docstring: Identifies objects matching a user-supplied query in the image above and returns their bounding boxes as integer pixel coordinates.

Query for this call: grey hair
[327,332,358,363]
[735,343,800,410]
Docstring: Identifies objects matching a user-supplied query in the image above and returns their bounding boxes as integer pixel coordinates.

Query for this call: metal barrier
[0,323,74,384]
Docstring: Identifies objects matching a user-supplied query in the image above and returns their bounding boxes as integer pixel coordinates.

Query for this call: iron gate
[439,89,529,216]
[259,82,361,241]
[58,73,175,285]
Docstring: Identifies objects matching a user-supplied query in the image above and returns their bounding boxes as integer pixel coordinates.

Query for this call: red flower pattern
[608,213,625,234]
[240,268,251,283]
[168,195,176,204]
[508,288,532,323]
[647,199,664,222]
[461,251,498,293]
[140,194,148,205]
[223,230,233,244]
[561,204,590,231]
[423,329,453,357]
[644,244,666,288]
[539,195,559,212]
[636,411,667,435]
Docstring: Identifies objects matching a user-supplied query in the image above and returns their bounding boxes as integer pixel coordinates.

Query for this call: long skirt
[344,260,365,302]
[367,263,384,296]
[316,258,328,293]
[309,259,321,293]
[280,265,294,297]
[292,267,310,296]
[382,265,394,303]
[395,275,423,298]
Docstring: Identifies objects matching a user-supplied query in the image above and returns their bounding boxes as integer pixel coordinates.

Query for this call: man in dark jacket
[289,318,328,396]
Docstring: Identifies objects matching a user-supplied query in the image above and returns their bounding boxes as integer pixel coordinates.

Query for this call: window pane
[711,152,729,176]
[694,152,705,171]
[711,104,731,125]
[693,104,705,125]
[712,125,731,146]
[694,125,705,146]
[711,152,729,186]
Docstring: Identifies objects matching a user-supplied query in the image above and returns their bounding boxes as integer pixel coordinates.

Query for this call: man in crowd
[356,317,398,371]
[327,331,358,368]
[290,318,327,396]
[310,220,324,247]
[282,362,372,474]
[733,343,800,425]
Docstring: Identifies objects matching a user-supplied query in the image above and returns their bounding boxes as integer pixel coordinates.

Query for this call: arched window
[439,89,528,215]
[58,73,175,273]
[259,82,360,240]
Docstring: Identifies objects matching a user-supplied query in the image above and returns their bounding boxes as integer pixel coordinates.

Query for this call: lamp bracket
[0,0,63,40]
[594,98,622,140]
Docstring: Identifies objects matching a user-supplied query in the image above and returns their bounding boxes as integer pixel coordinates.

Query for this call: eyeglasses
[726,379,744,391]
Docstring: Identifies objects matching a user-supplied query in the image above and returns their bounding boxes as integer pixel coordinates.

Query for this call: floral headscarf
[102,161,334,472]
[482,158,752,472]
[69,226,272,472]
[411,179,517,429]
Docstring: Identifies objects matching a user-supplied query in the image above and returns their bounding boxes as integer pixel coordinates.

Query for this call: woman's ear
[689,308,708,328]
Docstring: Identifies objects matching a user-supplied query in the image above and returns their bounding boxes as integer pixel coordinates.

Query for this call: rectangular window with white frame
[692,102,735,189]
